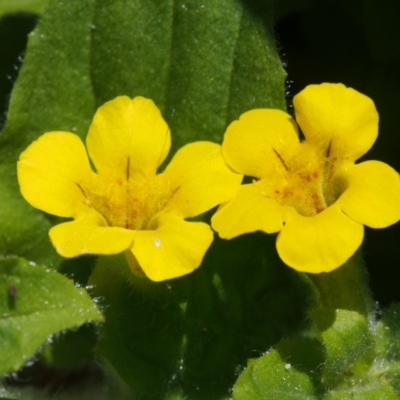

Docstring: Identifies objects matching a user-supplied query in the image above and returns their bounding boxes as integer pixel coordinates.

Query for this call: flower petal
[211,184,284,239]
[222,109,299,178]
[276,205,364,273]
[336,160,400,228]
[49,211,135,257]
[293,83,378,161]
[162,141,242,218]
[86,96,171,176]
[130,214,213,281]
[17,132,95,217]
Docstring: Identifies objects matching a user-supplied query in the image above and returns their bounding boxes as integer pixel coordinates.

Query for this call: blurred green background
[0,0,399,307]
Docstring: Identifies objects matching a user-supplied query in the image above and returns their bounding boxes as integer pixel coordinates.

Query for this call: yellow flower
[18,96,242,281]
[212,83,400,273]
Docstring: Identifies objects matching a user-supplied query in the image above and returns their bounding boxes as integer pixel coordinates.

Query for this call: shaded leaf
[306,255,376,386]
[0,256,103,374]
[40,324,98,368]
[0,0,96,265]
[232,340,323,400]
[375,303,400,362]
[315,309,375,387]
[89,254,184,399]
[372,303,400,394]
[325,378,399,399]
[308,252,373,317]
[89,235,311,399]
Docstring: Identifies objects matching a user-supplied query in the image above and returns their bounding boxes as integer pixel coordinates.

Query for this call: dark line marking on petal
[272,148,288,171]
[76,183,94,210]
[126,157,130,180]
[125,157,131,229]
[326,140,332,157]
[76,183,88,198]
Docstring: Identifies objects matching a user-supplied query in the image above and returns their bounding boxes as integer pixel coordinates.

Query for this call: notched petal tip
[222,108,299,178]
[294,83,379,161]
[86,95,171,176]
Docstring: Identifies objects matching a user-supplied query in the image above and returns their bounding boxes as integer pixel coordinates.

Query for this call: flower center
[80,170,171,230]
[258,142,340,217]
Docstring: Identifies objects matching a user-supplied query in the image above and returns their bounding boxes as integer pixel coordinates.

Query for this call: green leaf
[89,0,286,147]
[232,338,324,400]
[375,303,400,362]
[0,255,103,375]
[89,234,312,399]
[0,0,285,265]
[40,324,98,368]
[372,303,400,394]
[231,309,388,399]
[312,309,375,387]
[308,252,374,317]
[325,379,399,399]
[0,0,95,265]
[0,0,49,17]
[89,254,184,399]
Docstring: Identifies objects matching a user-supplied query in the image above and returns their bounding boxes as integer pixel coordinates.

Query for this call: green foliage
[325,381,399,399]
[40,324,98,368]
[232,308,400,399]
[0,256,103,374]
[314,309,374,387]
[308,252,373,316]
[375,303,400,362]
[233,283,400,398]
[372,303,400,395]
[0,0,49,17]
[231,255,397,398]
[0,0,96,266]
[233,340,322,399]
[322,304,400,398]
[89,235,312,399]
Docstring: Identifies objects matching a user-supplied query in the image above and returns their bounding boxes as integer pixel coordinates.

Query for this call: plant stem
[308,249,374,318]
